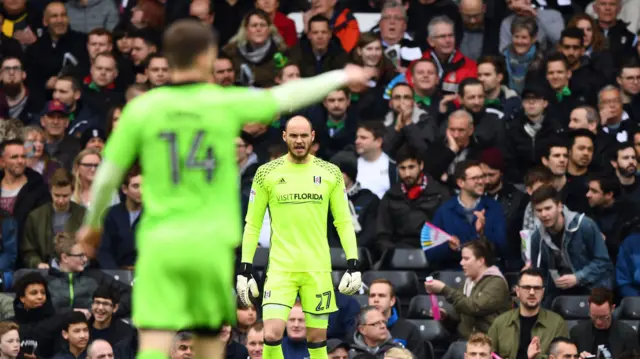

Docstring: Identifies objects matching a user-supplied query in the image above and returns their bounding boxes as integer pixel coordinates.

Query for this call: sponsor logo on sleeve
[249,189,256,202]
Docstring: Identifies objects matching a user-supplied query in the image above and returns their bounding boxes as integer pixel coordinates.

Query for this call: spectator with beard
[1,57,40,126]
[213,54,237,87]
[479,147,527,269]
[429,160,507,269]
[52,76,100,138]
[568,105,616,171]
[477,55,521,120]
[564,129,595,214]
[586,173,639,263]
[375,145,450,257]
[610,142,640,205]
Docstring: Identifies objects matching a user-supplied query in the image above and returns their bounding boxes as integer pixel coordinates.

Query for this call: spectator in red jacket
[256,0,297,48]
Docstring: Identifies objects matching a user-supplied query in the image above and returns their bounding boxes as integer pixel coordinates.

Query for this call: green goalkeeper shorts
[262,271,337,318]
[132,241,237,331]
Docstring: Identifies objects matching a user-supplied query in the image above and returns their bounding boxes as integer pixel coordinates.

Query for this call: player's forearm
[84,161,126,229]
[241,223,261,263]
[270,70,349,113]
[335,220,359,260]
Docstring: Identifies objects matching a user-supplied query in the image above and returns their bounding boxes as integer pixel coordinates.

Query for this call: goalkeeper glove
[338,259,362,295]
[236,263,259,307]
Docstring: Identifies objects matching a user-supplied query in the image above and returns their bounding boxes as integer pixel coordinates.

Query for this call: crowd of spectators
[0,0,637,357]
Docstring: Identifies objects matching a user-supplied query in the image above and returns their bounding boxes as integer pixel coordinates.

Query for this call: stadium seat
[11,269,47,290]
[386,248,428,270]
[353,294,369,307]
[407,295,456,319]
[331,271,342,287]
[551,296,590,319]
[432,271,465,290]
[424,340,435,359]
[330,247,373,271]
[504,272,519,292]
[102,270,133,286]
[362,271,419,298]
[406,319,451,342]
[254,247,270,269]
[618,297,640,319]
[622,319,640,332]
[565,320,581,332]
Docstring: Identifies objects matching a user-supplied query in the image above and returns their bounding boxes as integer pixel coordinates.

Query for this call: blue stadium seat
[407,295,456,319]
[330,247,373,271]
[618,297,640,319]
[551,296,590,319]
[386,248,428,270]
[254,247,270,269]
[362,271,419,298]
[622,319,640,332]
[432,271,465,290]
[101,270,133,286]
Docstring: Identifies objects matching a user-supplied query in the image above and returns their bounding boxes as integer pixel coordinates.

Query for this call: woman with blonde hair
[22,126,61,185]
[71,149,119,208]
[567,14,606,55]
[223,9,289,88]
[0,322,20,359]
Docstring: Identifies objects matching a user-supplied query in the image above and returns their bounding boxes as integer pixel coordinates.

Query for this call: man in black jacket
[0,57,40,126]
[376,145,450,256]
[544,53,586,129]
[368,279,424,358]
[89,285,134,347]
[594,0,637,64]
[570,288,639,358]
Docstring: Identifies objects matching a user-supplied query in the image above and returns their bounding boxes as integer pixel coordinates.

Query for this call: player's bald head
[284,116,313,133]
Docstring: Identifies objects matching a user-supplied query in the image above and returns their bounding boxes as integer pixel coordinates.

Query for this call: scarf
[401,173,428,200]
[504,45,537,94]
[556,86,571,102]
[238,38,273,64]
[523,119,543,139]
[327,118,345,135]
[485,97,501,107]
[415,94,431,107]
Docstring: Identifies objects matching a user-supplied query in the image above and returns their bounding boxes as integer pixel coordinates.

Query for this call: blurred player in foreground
[237,116,362,359]
[75,19,374,359]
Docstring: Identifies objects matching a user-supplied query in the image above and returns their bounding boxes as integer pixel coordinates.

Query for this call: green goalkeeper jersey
[102,83,278,249]
[242,155,358,272]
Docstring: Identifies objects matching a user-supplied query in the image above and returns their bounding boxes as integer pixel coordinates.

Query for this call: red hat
[478,147,505,171]
[44,100,70,116]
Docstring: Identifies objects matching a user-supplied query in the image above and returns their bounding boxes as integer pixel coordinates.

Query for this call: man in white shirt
[355,122,396,199]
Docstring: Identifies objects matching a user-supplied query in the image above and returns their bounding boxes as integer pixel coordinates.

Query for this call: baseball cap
[45,100,70,116]
[327,339,350,354]
[521,84,547,100]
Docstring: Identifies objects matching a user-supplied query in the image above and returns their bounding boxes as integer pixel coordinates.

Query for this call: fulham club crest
[314,176,322,186]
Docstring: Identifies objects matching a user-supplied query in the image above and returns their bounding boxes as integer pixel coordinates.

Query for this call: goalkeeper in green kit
[237,115,362,359]
[75,19,374,359]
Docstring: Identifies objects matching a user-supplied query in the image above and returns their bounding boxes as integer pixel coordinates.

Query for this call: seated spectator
[568,105,615,173]
[80,129,106,152]
[255,0,296,48]
[89,285,133,347]
[425,240,511,359]
[40,100,82,171]
[610,142,640,205]
[598,86,633,143]
[617,60,640,120]
[349,306,401,358]
[1,57,40,126]
[232,300,257,346]
[45,232,132,316]
[0,322,20,359]
[289,15,349,78]
[382,83,438,158]
[428,160,507,268]
[355,122,397,199]
[329,153,379,248]
[170,331,193,359]
[368,279,424,358]
[23,126,63,185]
[0,139,51,250]
[129,30,158,75]
[477,56,522,120]
[564,129,595,214]
[464,333,493,359]
[246,322,264,359]
[543,54,587,130]
[10,272,64,359]
[311,89,358,160]
[328,293,360,340]
[22,168,85,269]
[86,340,114,359]
[222,9,288,88]
[282,302,308,359]
[499,0,563,52]
[328,339,350,359]
[83,53,125,116]
[142,54,170,88]
[375,145,450,257]
[570,288,638,358]
[407,59,441,118]
[301,0,359,53]
[97,166,140,270]
[212,54,237,87]
[489,269,568,359]
[522,166,555,235]
[372,1,422,69]
[529,186,613,307]
[52,76,101,138]
[383,347,413,359]
[53,312,89,359]
[220,324,249,359]
[71,149,120,208]
[501,17,545,95]
[590,0,637,62]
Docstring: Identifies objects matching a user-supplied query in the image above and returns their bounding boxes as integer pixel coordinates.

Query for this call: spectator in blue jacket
[428,160,507,270]
[282,302,308,359]
[0,210,17,273]
[529,185,613,307]
[616,232,640,296]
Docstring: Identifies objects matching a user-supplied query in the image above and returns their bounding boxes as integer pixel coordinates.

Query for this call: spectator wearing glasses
[570,288,638,359]
[44,232,132,316]
[616,60,640,120]
[489,269,568,359]
[349,306,402,358]
[70,149,119,208]
[89,285,133,347]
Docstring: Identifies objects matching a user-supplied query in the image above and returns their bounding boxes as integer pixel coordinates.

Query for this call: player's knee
[263,329,284,343]
[263,319,286,343]
[306,327,327,343]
